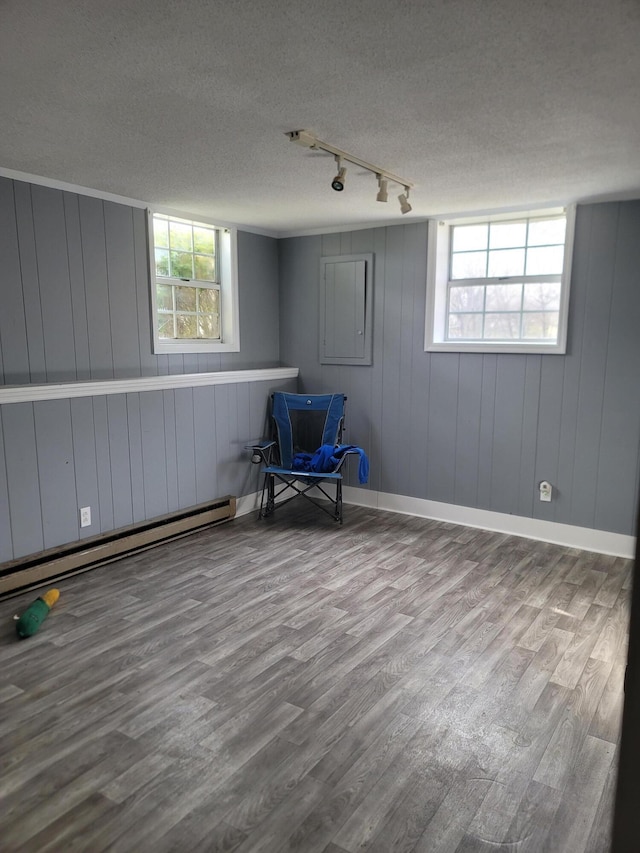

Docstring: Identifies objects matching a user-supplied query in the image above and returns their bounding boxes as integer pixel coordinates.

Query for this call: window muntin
[152,214,221,342]
[447,215,566,343]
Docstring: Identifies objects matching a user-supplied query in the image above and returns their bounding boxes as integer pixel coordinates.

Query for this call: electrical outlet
[80,506,92,528]
[539,481,552,502]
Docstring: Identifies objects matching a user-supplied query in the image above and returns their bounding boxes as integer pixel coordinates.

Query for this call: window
[425,206,575,354]
[149,211,239,353]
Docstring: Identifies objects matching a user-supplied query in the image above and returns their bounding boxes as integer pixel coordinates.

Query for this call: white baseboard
[343,486,636,559]
[235,492,261,518]
[236,485,635,558]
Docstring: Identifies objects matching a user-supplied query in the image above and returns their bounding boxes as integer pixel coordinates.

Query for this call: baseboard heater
[0,495,236,598]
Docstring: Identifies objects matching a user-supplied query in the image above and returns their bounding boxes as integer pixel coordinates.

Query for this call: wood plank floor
[0,504,631,852]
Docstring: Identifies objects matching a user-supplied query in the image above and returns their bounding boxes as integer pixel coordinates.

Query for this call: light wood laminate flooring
[0,504,631,852]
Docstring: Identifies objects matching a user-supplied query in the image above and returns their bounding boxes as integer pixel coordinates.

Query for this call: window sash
[156,280,221,341]
[445,275,561,342]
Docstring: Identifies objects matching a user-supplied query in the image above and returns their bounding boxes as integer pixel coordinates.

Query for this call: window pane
[449,285,484,312]
[451,251,487,279]
[485,283,522,311]
[169,221,192,251]
[198,287,219,313]
[484,313,521,338]
[153,217,169,249]
[194,254,215,281]
[170,251,193,279]
[523,281,561,311]
[452,224,488,252]
[489,221,526,249]
[198,314,220,339]
[155,248,169,277]
[176,314,197,338]
[488,248,525,277]
[525,245,564,275]
[522,312,559,339]
[193,227,215,254]
[448,313,483,339]
[156,283,173,310]
[157,315,173,339]
[175,285,196,311]
[528,218,566,246]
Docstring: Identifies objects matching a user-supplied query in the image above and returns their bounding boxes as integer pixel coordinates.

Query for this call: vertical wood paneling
[13,181,47,384]
[92,396,114,533]
[194,387,217,504]
[2,403,44,556]
[236,231,281,368]
[139,390,169,520]
[569,205,616,530]
[554,204,591,525]
[0,177,285,559]
[427,353,460,504]
[0,413,14,561]
[79,196,114,380]
[70,397,101,539]
[175,388,197,509]
[215,384,232,497]
[279,236,322,387]
[490,355,526,514]
[346,229,376,489]
[104,202,141,378]
[379,226,405,495]
[30,186,76,382]
[454,354,483,508]
[517,355,542,519]
[279,202,640,536]
[397,225,420,494]
[0,179,32,383]
[33,400,78,548]
[63,193,91,381]
[106,395,134,529]
[595,201,640,534]
[163,390,180,512]
[1,177,281,389]
[126,393,146,523]
[476,355,497,508]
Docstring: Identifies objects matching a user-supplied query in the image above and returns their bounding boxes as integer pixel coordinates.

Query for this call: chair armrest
[331,448,360,472]
[246,441,276,465]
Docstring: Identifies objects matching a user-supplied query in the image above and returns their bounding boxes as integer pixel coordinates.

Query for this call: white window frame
[425,205,576,354]
[148,209,240,354]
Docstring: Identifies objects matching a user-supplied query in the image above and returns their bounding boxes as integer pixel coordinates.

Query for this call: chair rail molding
[0,367,299,404]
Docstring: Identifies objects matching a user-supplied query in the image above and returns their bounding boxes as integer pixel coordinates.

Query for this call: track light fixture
[331,158,347,191]
[286,130,414,214]
[398,187,412,214]
[376,175,388,203]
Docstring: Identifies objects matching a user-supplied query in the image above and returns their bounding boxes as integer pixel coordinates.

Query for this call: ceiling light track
[286,129,414,213]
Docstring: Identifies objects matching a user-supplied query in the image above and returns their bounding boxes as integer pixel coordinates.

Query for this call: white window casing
[149,210,240,354]
[425,206,576,355]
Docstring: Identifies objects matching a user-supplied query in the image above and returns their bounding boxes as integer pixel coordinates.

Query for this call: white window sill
[427,341,567,355]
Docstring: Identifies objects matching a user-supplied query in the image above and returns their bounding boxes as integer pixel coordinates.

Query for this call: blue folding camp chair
[248,392,367,523]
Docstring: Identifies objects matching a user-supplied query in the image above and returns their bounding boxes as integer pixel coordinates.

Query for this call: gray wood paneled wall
[278,202,640,537]
[0,177,291,562]
[0,177,281,384]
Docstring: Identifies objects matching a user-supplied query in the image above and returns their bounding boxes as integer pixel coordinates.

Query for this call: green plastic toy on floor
[14,588,60,638]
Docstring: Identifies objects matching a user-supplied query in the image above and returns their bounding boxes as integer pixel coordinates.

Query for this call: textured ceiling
[1,0,640,235]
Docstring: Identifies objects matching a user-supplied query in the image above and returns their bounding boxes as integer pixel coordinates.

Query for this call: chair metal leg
[263,474,275,517]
